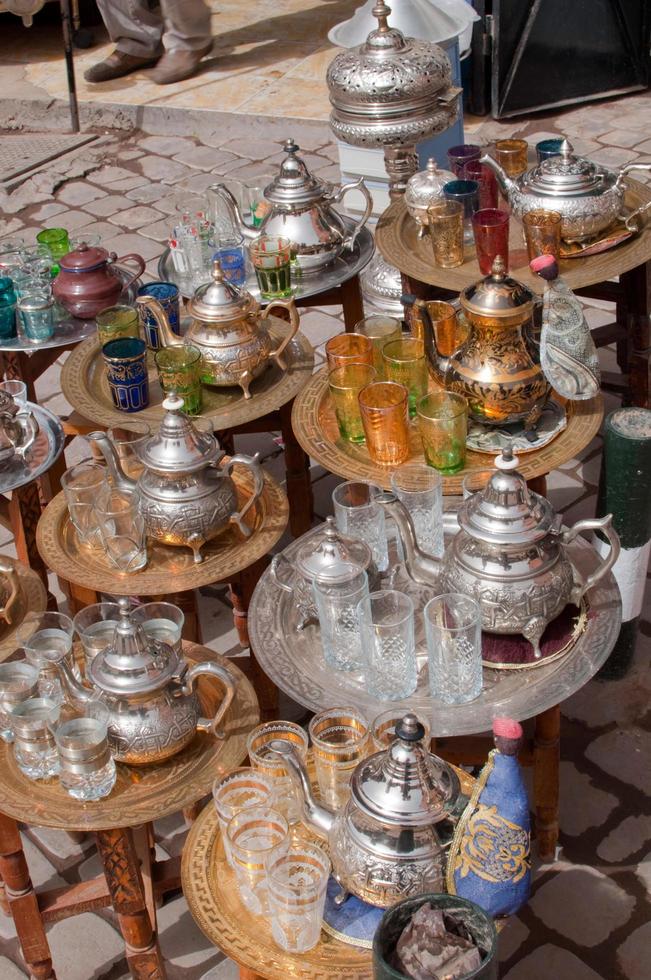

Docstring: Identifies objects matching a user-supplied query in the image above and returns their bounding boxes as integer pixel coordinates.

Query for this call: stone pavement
[0,69,650,980]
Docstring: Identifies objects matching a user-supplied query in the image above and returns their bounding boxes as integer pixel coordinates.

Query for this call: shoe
[149,43,213,85]
[84,50,159,83]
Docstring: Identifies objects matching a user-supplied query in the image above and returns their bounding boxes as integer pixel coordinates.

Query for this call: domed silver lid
[136,394,221,473]
[264,139,328,207]
[524,138,606,197]
[294,516,373,581]
[188,259,257,322]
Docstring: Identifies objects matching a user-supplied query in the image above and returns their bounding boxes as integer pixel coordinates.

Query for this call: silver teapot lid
[295,517,373,581]
[351,713,459,827]
[525,138,603,196]
[458,447,557,546]
[264,139,327,207]
[137,394,222,473]
[188,259,257,322]
[88,598,182,696]
[405,157,455,210]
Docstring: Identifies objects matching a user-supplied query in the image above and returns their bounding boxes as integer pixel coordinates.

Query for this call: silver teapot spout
[270,740,335,838]
[479,152,518,203]
[210,184,259,241]
[89,431,137,492]
[55,657,96,704]
[375,491,442,586]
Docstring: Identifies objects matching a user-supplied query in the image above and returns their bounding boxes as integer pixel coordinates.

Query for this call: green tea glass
[249,236,292,299]
[36,228,70,260]
[328,362,377,444]
[154,345,203,415]
[355,315,402,377]
[96,306,140,348]
[382,337,428,418]
[417,390,467,474]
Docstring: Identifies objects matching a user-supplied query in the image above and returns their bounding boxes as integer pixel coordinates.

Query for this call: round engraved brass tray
[182,763,475,978]
[0,642,258,831]
[0,557,47,661]
[249,527,621,737]
[291,367,603,494]
[375,179,651,293]
[60,317,314,429]
[36,465,288,596]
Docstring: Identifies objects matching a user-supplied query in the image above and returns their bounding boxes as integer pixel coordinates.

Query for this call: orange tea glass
[522,209,562,261]
[325,332,373,370]
[494,138,529,177]
[358,381,410,466]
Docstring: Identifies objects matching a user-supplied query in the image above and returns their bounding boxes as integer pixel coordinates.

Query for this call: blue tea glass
[137,281,181,350]
[102,337,149,412]
[0,277,17,340]
[536,138,564,162]
[214,246,247,286]
[443,180,480,244]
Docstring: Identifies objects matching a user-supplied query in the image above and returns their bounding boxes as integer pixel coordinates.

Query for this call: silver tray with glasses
[0,268,143,353]
[157,219,375,301]
[0,402,65,494]
[248,521,621,736]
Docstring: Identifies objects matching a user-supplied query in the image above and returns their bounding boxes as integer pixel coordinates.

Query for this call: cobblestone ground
[0,88,649,980]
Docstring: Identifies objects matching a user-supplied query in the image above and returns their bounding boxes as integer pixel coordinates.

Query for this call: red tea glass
[472,209,510,274]
[447,144,481,178]
[463,160,498,210]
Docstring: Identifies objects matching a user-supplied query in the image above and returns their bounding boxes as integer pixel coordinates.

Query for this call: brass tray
[0,557,47,661]
[375,179,651,294]
[60,316,314,429]
[291,367,603,495]
[36,464,288,596]
[0,643,259,831]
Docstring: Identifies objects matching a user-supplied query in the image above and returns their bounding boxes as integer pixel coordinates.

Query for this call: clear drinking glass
[247,721,309,825]
[0,379,27,410]
[131,602,184,652]
[17,290,55,342]
[95,488,148,573]
[358,381,410,467]
[390,462,444,558]
[462,468,495,498]
[332,481,389,574]
[213,767,275,866]
[72,602,121,671]
[328,363,377,444]
[309,707,369,809]
[370,708,431,752]
[424,593,482,704]
[249,236,293,299]
[312,564,369,672]
[0,663,39,742]
[357,591,417,700]
[427,199,464,269]
[267,843,330,953]
[106,422,150,482]
[10,697,60,780]
[61,460,109,551]
[325,332,374,371]
[381,337,428,418]
[354,315,403,377]
[417,391,468,475]
[227,806,289,915]
[18,611,75,704]
[49,700,116,800]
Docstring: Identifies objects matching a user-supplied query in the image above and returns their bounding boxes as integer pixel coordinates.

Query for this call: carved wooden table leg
[96,826,166,979]
[340,273,365,332]
[0,811,56,979]
[279,398,313,537]
[534,704,561,862]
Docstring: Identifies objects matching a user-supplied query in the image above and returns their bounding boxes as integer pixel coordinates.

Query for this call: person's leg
[85,0,164,83]
[149,0,213,84]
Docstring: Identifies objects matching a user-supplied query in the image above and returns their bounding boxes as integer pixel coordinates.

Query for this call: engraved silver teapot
[481,138,651,242]
[0,391,38,466]
[405,157,455,237]
[273,713,461,908]
[378,448,620,656]
[213,139,373,273]
[90,394,263,563]
[56,598,236,764]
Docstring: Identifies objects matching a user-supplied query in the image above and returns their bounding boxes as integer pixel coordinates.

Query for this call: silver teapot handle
[261,298,301,373]
[562,514,620,606]
[270,553,295,594]
[183,660,237,740]
[330,176,373,251]
[14,410,38,458]
[223,452,265,537]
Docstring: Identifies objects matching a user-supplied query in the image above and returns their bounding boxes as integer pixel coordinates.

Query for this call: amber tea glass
[328,362,377,444]
[96,306,140,348]
[522,209,562,261]
[494,138,529,177]
[417,390,468,474]
[416,300,458,358]
[358,381,410,466]
[381,337,428,418]
[325,332,373,370]
[355,315,402,377]
[427,200,464,269]
[472,208,510,274]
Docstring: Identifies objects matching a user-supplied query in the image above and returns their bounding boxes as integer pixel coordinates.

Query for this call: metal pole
[59,0,80,132]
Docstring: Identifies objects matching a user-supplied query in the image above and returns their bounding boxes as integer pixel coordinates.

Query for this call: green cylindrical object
[596,407,651,678]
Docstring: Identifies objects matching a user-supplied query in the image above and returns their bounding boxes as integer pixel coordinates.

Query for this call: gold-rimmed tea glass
[325,332,373,370]
[417,390,468,474]
[381,337,428,418]
[522,209,562,262]
[358,381,410,466]
[154,344,203,416]
[249,235,292,299]
[494,138,529,177]
[227,806,289,915]
[309,707,369,809]
[96,306,140,348]
[328,362,377,444]
[354,315,402,376]
[427,200,464,269]
[213,767,275,866]
[247,720,309,824]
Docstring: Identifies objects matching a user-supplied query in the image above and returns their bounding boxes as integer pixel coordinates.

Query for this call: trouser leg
[95,0,164,58]
[160,0,213,51]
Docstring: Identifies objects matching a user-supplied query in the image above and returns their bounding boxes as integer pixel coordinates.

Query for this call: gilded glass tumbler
[494,138,529,177]
[427,200,464,269]
[154,344,203,415]
[417,390,468,474]
[354,315,402,377]
[328,362,377,443]
[96,305,140,348]
[522,209,562,262]
[325,331,373,370]
[358,381,410,466]
[382,337,428,418]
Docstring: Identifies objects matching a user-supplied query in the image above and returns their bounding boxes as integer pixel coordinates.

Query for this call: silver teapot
[481,138,651,241]
[379,448,620,657]
[404,157,455,237]
[90,394,264,563]
[56,599,236,764]
[273,713,460,908]
[270,516,378,630]
[212,139,373,274]
[0,391,38,466]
